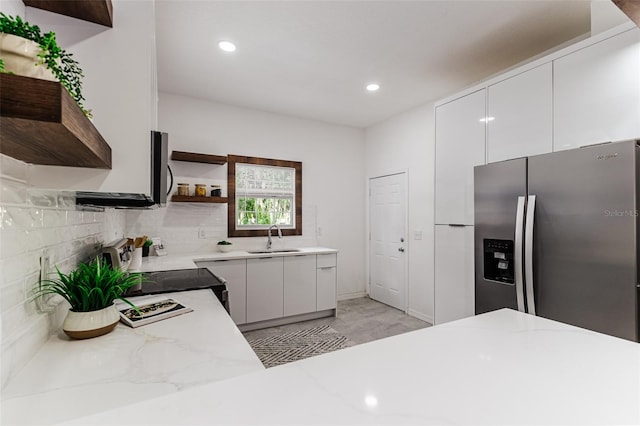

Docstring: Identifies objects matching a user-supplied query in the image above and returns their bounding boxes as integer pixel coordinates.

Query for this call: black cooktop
[126,268,228,311]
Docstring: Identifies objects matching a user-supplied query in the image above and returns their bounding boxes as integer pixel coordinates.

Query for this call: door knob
[398,247,405,253]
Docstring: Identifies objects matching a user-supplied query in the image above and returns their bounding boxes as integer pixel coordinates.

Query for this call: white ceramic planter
[0,33,56,81]
[217,244,234,253]
[63,304,120,340]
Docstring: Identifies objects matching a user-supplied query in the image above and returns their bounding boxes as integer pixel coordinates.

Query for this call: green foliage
[36,258,142,312]
[238,197,292,226]
[217,240,232,245]
[0,13,91,118]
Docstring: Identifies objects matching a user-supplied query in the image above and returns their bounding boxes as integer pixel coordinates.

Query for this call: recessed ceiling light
[479,116,495,122]
[218,40,236,52]
[366,83,380,92]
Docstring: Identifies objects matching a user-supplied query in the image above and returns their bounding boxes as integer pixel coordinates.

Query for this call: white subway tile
[0,279,26,312]
[66,210,83,226]
[0,178,27,205]
[42,210,66,228]
[56,192,75,210]
[27,190,58,208]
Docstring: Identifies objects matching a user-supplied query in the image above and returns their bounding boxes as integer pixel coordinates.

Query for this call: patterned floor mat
[246,325,355,368]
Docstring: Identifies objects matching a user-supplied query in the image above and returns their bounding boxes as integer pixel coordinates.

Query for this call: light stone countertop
[138,247,338,273]
[1,289,264,426]
[68,308,640,425]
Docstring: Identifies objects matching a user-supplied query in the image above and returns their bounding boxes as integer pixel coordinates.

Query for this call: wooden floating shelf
[171,195,228,203]
[23,0,113,27]
[171,151,227,165]
[0,74,112,169]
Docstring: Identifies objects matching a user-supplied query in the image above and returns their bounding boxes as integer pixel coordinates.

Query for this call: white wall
[0,154,125,390]
[365,103,435,323]
[126,93,367,299]
[23,0,157,194]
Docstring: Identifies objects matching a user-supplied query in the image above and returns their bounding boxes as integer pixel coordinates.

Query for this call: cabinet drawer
[317,253,337,268]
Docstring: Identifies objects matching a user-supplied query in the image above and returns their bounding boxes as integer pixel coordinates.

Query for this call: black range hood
[76,131,169,209]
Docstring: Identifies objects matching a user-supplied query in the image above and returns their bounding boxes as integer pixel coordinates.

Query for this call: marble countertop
[1,290,264,425]
[69,308,640,425]
[138,247,338,272]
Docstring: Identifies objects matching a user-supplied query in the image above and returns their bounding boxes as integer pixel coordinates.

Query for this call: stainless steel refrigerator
[474,140,639,342]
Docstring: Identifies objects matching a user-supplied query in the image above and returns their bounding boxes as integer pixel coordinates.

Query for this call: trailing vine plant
[0,13,91,117]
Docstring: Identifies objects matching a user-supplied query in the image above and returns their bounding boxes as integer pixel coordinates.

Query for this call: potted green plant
[37,258,142,339]
[0,13,91,117]
[217,240,233,253]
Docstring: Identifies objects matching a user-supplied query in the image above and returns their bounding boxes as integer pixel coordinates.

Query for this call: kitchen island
[1,290,263,425]
[63,309,638,425]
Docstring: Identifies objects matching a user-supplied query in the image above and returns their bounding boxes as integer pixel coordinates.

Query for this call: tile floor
[242,297,431,345]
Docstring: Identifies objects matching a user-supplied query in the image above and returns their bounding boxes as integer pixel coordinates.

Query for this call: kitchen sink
[246,249,301,254]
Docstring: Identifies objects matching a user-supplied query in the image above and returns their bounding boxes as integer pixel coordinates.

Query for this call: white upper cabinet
[553,28,640,151]
[487,63,553,163]
[435,89,486,225]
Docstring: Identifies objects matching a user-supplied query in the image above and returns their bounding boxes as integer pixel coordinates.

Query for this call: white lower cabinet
[316,254,337,311]
[200,252,338,327]
[246,257,284,323]
[434,225,475,325]
[196,259,247,325]
[283,255,317,316]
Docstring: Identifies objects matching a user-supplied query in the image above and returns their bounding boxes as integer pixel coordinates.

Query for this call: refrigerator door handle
[525,195,537,315]
[514,196,526,312]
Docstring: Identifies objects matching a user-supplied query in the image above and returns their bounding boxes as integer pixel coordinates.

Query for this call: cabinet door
[283,255,317,316]
[198,259,247,325]
[435,89,486,225]
[246,257,284,323]
[487,63,552,162]
[317,267,337,311]
[554,29,640,151]
[434,225,475,325]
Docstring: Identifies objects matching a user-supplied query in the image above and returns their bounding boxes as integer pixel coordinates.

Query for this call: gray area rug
[246,325,355,368]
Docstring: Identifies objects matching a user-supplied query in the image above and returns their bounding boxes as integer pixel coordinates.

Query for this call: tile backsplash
[0,155,125,390]
[125,203,319,255]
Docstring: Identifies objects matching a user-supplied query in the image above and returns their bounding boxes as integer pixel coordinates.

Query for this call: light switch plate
[413,230,423,240]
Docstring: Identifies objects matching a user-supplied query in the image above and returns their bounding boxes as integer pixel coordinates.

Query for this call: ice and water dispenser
[483,239,514,284]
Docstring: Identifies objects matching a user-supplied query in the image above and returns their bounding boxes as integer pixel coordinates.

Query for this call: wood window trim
[227,154,302,237]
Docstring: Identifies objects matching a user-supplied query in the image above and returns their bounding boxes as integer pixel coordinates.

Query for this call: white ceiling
[155,1,591,128]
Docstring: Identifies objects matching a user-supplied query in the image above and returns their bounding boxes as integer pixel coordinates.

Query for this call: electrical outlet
[198,228,206,239]
[40,252,50,281]
[317,227,323,237]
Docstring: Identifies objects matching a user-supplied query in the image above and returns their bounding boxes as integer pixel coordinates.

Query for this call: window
[227,155,302,237]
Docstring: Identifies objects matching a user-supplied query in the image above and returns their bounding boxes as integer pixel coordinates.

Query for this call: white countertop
[1,290,264,425]
[138,247,338,272]
[69,308,640,425]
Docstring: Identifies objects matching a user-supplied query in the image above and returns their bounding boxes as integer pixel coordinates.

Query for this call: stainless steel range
[101,239,229,312]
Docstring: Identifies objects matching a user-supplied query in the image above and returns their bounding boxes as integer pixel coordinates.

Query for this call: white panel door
[435,89,486,225]
[554,28,640,151]
[197,259,247,325]
[283,255,317,316]
[487,63,553,162]
[434,225,475,325]
[369,173,406,311]
[246,257,283,323]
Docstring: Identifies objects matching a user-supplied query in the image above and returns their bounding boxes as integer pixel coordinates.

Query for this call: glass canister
[195,184,207,197]
[210,185,222,197]
[177,183,190,196]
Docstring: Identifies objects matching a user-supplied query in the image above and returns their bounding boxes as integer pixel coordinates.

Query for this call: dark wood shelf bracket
[23,0,114,27]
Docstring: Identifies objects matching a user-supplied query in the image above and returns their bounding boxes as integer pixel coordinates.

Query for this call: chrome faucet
[267,224,282,249]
